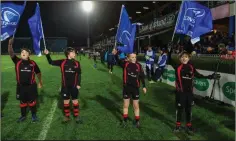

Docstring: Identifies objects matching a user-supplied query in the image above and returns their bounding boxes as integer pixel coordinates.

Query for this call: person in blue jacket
[118,50,126,67]
[145,46,156,82]
[150,48,168,83]
[107,49,116,74]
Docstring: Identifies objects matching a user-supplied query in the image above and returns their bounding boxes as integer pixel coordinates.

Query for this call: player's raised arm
[8,37,20,63]
[44,49,63,66]
[8,38,15,58]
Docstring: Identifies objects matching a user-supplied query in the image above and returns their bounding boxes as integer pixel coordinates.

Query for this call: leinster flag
[1,1,26,41]
[175,1,213,44]
[28,3,44,56]
[116,5,136,53]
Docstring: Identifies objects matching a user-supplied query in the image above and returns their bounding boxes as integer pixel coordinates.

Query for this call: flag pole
[38,3,47,50]
[171,1,184,42]
[115,5,124,50]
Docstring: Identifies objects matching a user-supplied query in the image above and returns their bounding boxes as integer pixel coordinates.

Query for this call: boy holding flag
[8,38,43,122]
[44,48,82,123]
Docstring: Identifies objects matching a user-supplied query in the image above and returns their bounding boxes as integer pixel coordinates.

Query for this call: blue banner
[175,1,213,40]
[28,3,43,56]
[1,1,26,41]
[116,5,136,53]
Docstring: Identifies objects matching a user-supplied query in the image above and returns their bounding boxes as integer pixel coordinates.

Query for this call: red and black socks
[123,114,128,122]
[135,116,140,123]
[28,100,37,115]
[64,104,70,117]
[73,103,79,117]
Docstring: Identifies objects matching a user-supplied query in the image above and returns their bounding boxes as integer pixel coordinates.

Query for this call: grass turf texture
[1,55,235,140]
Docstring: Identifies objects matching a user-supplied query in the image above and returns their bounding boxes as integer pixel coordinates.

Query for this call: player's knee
[72,100,79,106]
[64,99,70,104]
[20,101,27,108]
[28,100,37,107]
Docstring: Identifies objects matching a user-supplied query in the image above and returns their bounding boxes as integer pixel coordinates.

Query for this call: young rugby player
[44,47,82,123]
[121,53,147,128]
[8,38,43,123]
[174,51,220,134]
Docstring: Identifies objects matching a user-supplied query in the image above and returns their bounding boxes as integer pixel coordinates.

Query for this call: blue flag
[116,5,136,53]
[28,3,44,56]
[1,1,26,41]
[175,1,213,41]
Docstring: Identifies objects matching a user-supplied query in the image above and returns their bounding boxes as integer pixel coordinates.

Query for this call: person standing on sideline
[107,49,116,74]
[100,49,105,64]
[145,46,156,82]
[173,51,220,134]
[150,48,168,83]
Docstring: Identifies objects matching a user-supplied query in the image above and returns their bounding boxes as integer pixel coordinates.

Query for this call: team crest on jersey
[24,67,27,69]
[69,68,71,71]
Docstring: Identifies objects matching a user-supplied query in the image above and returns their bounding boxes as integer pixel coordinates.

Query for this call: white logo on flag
[119,30,131,46]
[180,8,205,37]
[1,7,20,28]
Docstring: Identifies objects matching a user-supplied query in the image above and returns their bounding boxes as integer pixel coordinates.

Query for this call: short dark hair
[179,51,191,58]
[127,52,136,57]
[21,48,31,55]
[64,47,75,57]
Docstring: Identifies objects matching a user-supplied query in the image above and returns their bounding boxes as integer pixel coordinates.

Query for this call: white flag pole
[171,1,184,42]
[38,3,47,50]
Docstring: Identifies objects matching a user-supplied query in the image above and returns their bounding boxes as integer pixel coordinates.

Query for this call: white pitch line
[37,100,58,140]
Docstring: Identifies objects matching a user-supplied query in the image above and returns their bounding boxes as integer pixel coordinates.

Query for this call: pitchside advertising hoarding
[140,63,235,106]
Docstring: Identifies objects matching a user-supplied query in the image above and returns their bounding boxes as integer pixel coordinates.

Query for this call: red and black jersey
[46,54,81,87]
[12,55,41,85]
[175,63,209,93]
[122,61,146,88]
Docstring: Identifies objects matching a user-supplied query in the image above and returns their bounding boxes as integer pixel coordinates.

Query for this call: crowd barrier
[140,63,235,107]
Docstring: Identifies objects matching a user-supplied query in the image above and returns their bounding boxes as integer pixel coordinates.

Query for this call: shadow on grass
[94,95,122,122]
[37,89,46,109]
[139,101,190,140]
[194,96,235,121]
[97,68,107,73]
[110,74,123,89]
[151,86,234,140]
[80,97,89,110]
[1,91,10,111]
[192,116,235,140]
[220,120,235,132]
[109,91,122,102]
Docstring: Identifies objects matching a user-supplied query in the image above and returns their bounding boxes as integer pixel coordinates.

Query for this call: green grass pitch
[1,55,235,140]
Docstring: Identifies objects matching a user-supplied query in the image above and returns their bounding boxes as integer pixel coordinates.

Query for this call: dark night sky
[5,1,158,46]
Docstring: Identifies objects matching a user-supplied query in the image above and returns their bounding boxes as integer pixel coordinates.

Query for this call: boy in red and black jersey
[174,51,220,134]
[121,53,147,128]
[8,38,43,123]
[44,47,82,123]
